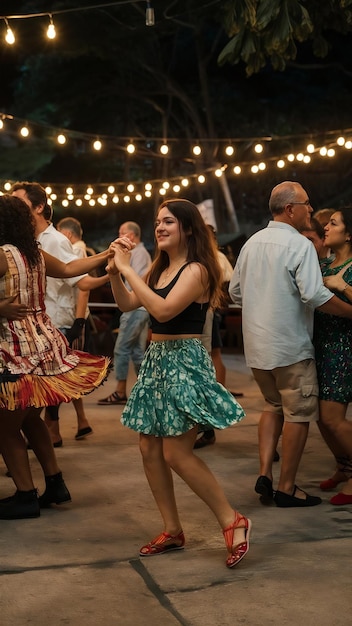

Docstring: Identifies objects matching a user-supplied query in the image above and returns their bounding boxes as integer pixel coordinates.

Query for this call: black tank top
[149,264,209,335]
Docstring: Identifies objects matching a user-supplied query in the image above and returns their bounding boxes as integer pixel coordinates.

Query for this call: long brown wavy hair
[148,199,223,307]
[0,195,41,268]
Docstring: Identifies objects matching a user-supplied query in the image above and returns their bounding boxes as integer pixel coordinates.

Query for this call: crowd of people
[0,179,351,570]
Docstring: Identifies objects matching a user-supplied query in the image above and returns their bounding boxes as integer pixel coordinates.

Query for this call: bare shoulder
[186,261,207,278]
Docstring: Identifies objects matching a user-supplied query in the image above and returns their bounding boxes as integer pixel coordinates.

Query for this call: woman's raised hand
[106,238,136,275]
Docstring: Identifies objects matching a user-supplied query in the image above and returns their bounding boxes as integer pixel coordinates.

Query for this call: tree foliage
[218,0,352,74]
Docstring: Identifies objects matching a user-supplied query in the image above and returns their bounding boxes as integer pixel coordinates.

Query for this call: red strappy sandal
[222,512,252,568]
[139,530,185,557]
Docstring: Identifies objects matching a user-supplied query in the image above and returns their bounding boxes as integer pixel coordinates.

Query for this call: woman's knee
[139,433,162,463]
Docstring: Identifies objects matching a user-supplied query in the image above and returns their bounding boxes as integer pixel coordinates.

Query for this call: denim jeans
[114,309,150,380]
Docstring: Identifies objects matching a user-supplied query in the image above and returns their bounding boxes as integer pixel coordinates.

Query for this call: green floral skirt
[121,338,245,437]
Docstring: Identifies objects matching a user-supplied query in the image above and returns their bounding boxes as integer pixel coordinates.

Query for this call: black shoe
[255,475,273,503]
[273,450,280,462]
[38,472,71,508]
[274,485,322,508]
[0,489,40,519]
[194,430,216,449]
[75,426,93,440]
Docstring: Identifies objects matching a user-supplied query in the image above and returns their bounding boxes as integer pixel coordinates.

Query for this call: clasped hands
[106,236,136,275]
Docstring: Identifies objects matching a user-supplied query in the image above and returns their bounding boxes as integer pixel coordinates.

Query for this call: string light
[4,18,15,44]
[47,15,56,39]
[1,3,154,47]
[57,134,66,144]
[146,1,155,26]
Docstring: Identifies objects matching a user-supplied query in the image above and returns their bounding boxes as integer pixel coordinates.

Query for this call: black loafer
[255,475,273,502]
[274,485,322,507]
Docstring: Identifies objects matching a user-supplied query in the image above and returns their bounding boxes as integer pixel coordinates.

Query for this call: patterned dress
[0,244,109,410]
[314,258,352,402]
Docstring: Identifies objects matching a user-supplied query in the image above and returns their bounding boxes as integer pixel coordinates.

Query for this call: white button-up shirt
[229,221,333,369]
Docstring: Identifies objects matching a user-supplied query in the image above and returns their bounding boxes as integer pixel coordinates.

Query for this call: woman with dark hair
[314,207,352,504]
[107,198,250,569]
[0,194,110,519]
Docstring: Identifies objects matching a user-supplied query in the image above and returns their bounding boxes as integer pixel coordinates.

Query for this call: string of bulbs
[0,134,350,209]
[0,1,155,44]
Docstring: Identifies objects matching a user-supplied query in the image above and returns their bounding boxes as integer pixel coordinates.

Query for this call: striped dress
[0,244,109,410]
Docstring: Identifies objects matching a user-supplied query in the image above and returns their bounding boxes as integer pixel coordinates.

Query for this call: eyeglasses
[291,199,311,206]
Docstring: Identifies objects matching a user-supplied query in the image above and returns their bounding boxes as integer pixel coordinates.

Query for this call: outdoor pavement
[1,351,352,625]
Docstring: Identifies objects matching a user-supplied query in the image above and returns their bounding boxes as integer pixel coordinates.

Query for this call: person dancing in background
[0,195,110,519]
[314,207,352,504]
[107,198,251,569]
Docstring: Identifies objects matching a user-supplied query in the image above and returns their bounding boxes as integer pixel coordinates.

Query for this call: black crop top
[149,264,209,335]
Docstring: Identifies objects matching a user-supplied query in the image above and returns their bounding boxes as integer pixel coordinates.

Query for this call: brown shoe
[97,392,127,405]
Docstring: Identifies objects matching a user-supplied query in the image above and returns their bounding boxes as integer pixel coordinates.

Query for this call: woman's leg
[0,408,35,491]
[163,427,247,547]
[21,408,60,476]
[319,400,352,493]
[139,433,182,536]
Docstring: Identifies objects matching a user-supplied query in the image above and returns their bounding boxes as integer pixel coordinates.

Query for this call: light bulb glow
[233,166,241,175]
[145,182,152,191]
[225,145,234,156]
[181,178,189,187]
[306,143,315,153]
[127,143,135,154]
[198,175,205,183]
[160,144,169,155]
[0,120,3,130]
[337,136,345,146]
[45,187,52,194]
[123,195,131,203]
[277,159,285,168]
[57,134,66,144]
[192,145,201,156]
[251,165,259,173]
[127,184,135,193]
[66,187,73,194]
[254,143,263,153]
[287,153,295,162]
[345,141,352,149]
[215,168,223,177]
[20,126,29,137]
[47,22,56,39]
[319,147,327,156]
[5,21,15,45]
[327,148,335,157]
[107,185,115,193]
[93,140,102,151]
[4,182,12,191]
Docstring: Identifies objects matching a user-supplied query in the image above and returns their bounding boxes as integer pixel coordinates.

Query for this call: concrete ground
[1,352,351,625]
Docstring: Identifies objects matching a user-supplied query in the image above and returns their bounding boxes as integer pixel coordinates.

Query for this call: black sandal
[97,392,127,405]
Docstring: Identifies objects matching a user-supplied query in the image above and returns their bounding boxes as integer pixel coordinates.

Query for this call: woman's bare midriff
[151,334,202,341]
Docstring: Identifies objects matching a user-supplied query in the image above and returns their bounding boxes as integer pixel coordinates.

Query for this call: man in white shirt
[229,180,352,507]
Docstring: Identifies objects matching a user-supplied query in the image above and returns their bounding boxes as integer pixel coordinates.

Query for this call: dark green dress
[314,258,352,402]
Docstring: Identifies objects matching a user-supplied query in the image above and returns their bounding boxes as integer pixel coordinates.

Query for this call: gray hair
[57,216,83,239]
[269,181,304,216]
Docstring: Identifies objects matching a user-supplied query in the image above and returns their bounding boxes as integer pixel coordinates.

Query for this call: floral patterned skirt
[121,338,245,437]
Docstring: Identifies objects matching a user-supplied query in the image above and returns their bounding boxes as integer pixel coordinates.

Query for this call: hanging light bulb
[4,19,15,45]
[0,119,4,130]
[146,1,155,26]
[57,134,66,144]
[254,143,263,153]
[93,140,102,151]
[160,143,169,155]
[20,126,29,137]
[126,142,135,154]
[192,144,202,156]
[47,15,56,39]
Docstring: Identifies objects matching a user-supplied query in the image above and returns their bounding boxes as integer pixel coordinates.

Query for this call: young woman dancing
[107,198,251,569]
